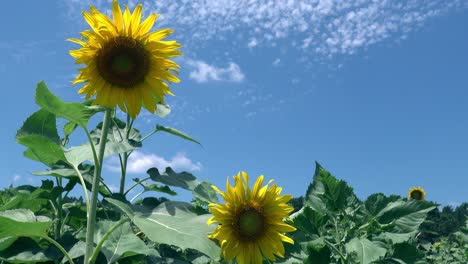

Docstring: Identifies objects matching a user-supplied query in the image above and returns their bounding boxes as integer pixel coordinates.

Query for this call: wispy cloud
[105,151,202,174]
[62,0,468,57]
[186,60,245,83]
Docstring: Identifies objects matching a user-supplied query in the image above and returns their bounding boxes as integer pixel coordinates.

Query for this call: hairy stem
[84,109,112,264]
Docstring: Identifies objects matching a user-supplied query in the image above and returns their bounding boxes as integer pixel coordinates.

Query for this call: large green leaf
[147,167,199,191]
[302,238,332,264]
[94,220,159,263]
[0,237,58,263]
[109,199,220,260]
[305,162,361,215]
[389,242,425,263]
[90,117,142,147]
[193,182,219,204]
[0,209,51,239]
[17,135,66,167]
[35,81,95,127]
[33,164,111,197]
[64,141,138,167]
[344,237,387,264]
[154,125,201,145]
[291,206,329,236]
[16,109,60,145]
[364,193,401,216]
[375,200,436,237]
[133,179,177,196]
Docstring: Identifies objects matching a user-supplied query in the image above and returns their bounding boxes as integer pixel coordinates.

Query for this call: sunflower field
[1,0,467,263]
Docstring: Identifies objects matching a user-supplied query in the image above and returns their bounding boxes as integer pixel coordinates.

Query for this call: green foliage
[7,84,467,263]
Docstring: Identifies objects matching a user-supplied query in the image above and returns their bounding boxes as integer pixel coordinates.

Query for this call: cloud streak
[62,0,467,56]
[105,151,202,174]
[187,60,245,83]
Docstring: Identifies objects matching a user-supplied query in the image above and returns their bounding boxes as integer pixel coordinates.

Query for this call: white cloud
[62,0,468,57]
[272,58,281,66]
[248,38,258,48]
[105,151,202,174]
[187,60,245,83]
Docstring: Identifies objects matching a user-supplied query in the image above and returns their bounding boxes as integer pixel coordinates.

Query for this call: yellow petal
[112,0,124,32]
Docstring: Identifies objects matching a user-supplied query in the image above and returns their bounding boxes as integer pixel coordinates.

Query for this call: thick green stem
[119,153,128,194]
[88,218,130,264]
[84,109,112,264]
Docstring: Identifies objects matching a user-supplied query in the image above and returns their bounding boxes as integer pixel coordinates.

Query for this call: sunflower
[207,172,296,264]
[68,0,182,118]
[408,186,426,201]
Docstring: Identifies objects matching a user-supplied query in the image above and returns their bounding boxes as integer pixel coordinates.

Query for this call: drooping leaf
[0,209,51,239]
[155,125,201,145]
[133,179,177,196]
[16,109,60,145]
[35,81,95,127]
[147,167,199,191]
[192,182,219,204]
[90,117,142,147]
[33,164,111,197]
[64,141,138,167]
[17,135,66,167]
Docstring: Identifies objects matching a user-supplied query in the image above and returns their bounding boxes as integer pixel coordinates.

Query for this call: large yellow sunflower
[68,0,181,118]
[408,186,426,201]
[207,172,296,264]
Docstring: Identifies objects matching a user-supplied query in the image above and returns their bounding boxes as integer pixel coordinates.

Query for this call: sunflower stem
[84,108,112,264]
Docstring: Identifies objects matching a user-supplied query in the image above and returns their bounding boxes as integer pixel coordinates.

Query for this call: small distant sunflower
[68,0,182,118]
[408,187,426,201]
[207,172,296,264]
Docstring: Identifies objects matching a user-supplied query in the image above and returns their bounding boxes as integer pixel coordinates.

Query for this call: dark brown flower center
[96,36,150,88]
[235,207,265,241]
[410,190,423,200]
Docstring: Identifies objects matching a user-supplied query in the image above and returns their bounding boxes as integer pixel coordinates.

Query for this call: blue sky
[1,0,467,207]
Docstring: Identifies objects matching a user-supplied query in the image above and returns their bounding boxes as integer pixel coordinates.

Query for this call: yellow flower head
[408,186,426,201]
[68,0,182,118]
[207,172,297,264]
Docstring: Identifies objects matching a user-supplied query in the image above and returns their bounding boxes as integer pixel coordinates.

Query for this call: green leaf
[114,200,220,260]
[63,122,78,138]
[16,109,60,144]
[364,193,401,216]
[193,182,219,204]
[291,206,329,236]
[90,117,142,147]
[17,135,66,167]
[104,198,135,219]
[155,125,201,145]
[375,200,436,232]
[305,162,361,215]
[0,209,51,239]
[95,220,159,263]
[64,141,138,167]
[147,167,199,191]
[344,237,387,264]
[0,237,58,263]
[135,180,177,196]
[33,164,111,197]
[302,238,331,264]
[35,81,95,127]
[390,242,425,263]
